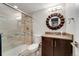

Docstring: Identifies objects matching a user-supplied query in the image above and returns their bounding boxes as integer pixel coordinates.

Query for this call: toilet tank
[33,34,41,44]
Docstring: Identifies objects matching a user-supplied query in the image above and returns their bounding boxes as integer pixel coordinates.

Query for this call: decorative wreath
[46,13,65,30]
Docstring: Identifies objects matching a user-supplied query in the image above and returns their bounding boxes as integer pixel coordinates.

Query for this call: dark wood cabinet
[42,37,73,56]
[42,37,54,56]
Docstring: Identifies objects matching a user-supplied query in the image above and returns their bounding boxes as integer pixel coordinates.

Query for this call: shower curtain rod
[3,3,32,18]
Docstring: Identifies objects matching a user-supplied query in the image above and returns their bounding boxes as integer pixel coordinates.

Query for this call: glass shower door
[0,4,24,55]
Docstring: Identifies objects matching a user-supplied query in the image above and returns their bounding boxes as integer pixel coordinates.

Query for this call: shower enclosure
[0,3,32,56]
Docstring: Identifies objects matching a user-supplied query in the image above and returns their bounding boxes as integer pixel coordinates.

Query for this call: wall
[32,4,66,37]
[21,14,32,44]
[32,4,66,44]
[32,3,79,56]
[65,3,76,34]
[65,3,79,56]
[65,3,76,56]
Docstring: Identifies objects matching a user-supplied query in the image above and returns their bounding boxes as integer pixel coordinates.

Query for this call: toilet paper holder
[71,41,79,48]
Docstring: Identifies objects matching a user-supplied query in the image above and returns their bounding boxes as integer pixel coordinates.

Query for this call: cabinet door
[42,37,54,56]
[54,39,72,56]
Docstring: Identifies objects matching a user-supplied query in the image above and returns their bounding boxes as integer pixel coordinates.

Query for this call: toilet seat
[18,43,39,56]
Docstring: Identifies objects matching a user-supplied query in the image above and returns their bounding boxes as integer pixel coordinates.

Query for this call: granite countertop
[42,34,73,40]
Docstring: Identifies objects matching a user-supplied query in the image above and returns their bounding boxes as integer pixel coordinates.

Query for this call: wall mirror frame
[46,13,65,30]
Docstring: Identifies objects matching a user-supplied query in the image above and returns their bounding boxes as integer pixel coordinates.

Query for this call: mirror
[46,13,65,30]
[49,16,60,27]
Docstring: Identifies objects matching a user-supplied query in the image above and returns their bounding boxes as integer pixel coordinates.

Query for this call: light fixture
[48,5,63,12]
[68,17,75,24]
[48,8,53,12]
[13,5,18,9]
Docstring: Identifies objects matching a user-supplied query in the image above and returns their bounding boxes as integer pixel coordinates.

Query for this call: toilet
[18,34,41,56]
[33,34,41,44]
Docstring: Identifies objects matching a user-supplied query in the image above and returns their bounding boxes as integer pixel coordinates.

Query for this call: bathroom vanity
[42,32,73,56]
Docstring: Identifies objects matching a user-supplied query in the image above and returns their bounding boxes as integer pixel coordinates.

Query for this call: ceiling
[8,3,60,14]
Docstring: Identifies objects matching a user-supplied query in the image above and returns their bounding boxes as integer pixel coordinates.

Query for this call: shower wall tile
[20,14,32,45]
